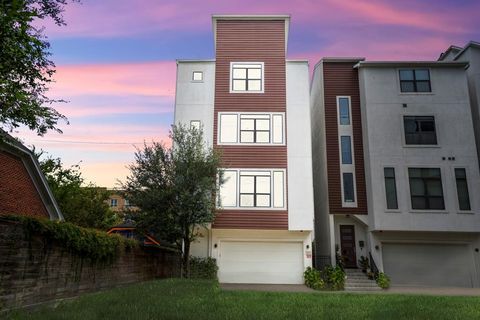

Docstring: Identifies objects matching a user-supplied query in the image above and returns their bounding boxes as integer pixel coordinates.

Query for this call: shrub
[188,257,218,279]
[1,214,137,262]
[376,272,390,289]
[304,267,325,290]
[304,266,345,290]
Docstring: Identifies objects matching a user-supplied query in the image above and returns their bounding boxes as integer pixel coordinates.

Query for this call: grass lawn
[8,279,480,320]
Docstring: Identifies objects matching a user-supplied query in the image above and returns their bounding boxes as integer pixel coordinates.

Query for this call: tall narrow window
[384,167,398,209]
[455,168,471,211]
[408,168,444,210]
[231,63,263,92]
[343,173,355,203]
[341,136,352,164]
[338,98,350,125]
[399,69,431,92]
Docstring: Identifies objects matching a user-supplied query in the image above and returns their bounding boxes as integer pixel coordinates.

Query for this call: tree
[37,152,118,229]
[123,124,222,276]
[0,0,77,135]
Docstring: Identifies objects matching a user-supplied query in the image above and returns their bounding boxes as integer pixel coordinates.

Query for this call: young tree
[0,0,78,136]
[123,124,222,276]
[38,153,117,229]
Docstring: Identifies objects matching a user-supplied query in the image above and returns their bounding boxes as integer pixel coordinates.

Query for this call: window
[343,173,355,203]
[110,199,118,207]
[217,169,285,209]
[340,136,352,164]
[240,114,270,143]
[124,199,130,207]
[338,98,350,125]
[190,120,201,130]
[404,116,437,145]
[455,168,471,211]
[218,113,284,145]
[408,168,444,210]
[231,63,263,92]
[384,168,398,209]
[192,71,203,82]
[399,69,431,92]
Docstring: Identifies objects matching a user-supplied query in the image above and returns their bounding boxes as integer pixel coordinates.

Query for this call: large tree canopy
[0,0,77,135]
[123,125,223,276]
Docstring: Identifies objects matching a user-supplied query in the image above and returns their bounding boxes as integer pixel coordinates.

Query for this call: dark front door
[340,225,357,268]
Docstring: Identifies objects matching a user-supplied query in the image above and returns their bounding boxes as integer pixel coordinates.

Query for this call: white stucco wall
[174,61,215,147]
[286,61,315,231]
[359,65,480,232]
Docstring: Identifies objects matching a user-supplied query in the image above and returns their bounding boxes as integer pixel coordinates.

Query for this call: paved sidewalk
[221,283,480,296]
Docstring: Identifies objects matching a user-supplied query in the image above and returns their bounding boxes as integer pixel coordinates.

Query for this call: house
[107,220,173,249]
[0,130,63,220]
[311,58,480,287]
[174,15,314,284]
[107,189,137,212]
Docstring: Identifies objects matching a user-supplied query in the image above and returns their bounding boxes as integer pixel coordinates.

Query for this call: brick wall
[0,220,181,310]
[0,151,49,218]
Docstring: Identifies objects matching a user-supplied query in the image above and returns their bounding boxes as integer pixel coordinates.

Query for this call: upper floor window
[218,169,285,209]
[338,97,351,125]
[218,112,284,145]
[404,116,437,145]
[408,168,444,210]
[231,62,264,93]
[340,136,352,164]
[124,199,130,207]
[384,167,398,210]
[190,120,201,130]
[399,69,431,93]
[110,199,118,207]
[192,71,203,82]
[342,172,355,203]
[455,168,471,211]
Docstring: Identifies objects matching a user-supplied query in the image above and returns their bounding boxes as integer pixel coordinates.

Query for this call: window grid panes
[239,173,271,208]
[408,168,445,210]
[338,98,350,125]
[192,71,203,81]
[232,64,263,92]
[399,69,431,92]
[455,168,471,211]
[343,173,355,203]
[341,136,353,164]
[240,116,270,143]
[384,167,398,209]
[404,116,437,145]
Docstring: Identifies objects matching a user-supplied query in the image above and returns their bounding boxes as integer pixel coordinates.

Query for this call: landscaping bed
[8,279,480,320]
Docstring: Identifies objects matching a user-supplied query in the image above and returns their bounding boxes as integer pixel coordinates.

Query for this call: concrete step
[346,275,374,279]
[344,282,379,288]
[345,286,382,292]
[345,280,378,285]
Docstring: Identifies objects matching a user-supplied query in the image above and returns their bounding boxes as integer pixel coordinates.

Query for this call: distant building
[107,190,138,212]
[0,130,63,220]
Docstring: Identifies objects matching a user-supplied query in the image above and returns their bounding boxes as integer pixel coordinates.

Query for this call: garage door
[218,241,304,284]
[382,243,474,287]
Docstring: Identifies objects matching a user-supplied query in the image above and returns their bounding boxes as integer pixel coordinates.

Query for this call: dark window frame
[408,168,445,210]
[192,71,203,82]
[239,174,271,208]
[384,167,398,210]
[403,116,437,145]
[239,116,271,143]
[231,64,263,92]
[338,97,351,125]
[342,172,355,203]
[399,69,431,93]
[455,168,471,211]
[340,136,353,164]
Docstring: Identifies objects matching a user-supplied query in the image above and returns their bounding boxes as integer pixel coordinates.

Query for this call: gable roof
[0,130,63,220]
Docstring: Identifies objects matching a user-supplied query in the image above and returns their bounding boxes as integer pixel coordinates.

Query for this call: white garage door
[218,241,304,284]
[382,243,474,287]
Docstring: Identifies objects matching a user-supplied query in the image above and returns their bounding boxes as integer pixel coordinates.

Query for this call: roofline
[286,59,309,63]
[313,57,366,72]
[438,45,462,61]
[453,41,480,61]
[176,59,215,64]
[354,61,469,68]
[0,130,64,221]
[212,14,290,55]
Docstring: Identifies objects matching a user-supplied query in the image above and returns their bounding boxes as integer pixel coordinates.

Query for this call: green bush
[304,266,345,290]
[188,256,218,279]
[376,272,390,289]
[1,214,137,262]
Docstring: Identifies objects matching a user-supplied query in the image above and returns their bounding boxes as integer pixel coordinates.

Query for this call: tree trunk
[182,237,191,278]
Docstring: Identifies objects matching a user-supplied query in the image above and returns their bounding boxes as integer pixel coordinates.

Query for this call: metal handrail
[369,252,379,276]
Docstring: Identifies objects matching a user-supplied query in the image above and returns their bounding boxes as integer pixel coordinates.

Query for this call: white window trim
[217,112,286,146]
[336,96,357,207]
[230,62,265,93]
[192,71,204,82]
[217,168,287,210]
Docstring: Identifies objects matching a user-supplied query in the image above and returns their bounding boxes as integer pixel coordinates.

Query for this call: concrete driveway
[220,284,480,296]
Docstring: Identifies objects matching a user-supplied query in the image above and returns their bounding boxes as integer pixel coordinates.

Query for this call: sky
[17,0,480,188]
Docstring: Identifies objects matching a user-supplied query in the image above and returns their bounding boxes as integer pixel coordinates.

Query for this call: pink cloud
[54,102,173,118]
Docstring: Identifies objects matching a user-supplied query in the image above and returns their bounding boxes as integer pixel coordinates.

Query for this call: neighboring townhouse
[107,189,138,212]
[0,130,63,220]
[174,15,314,284]
[438,42,480,164]
[311,59,480,287]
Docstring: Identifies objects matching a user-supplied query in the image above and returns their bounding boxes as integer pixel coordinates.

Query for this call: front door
[340,225,357,268]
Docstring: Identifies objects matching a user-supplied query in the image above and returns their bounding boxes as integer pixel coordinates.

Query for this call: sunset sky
[19,0,480,187]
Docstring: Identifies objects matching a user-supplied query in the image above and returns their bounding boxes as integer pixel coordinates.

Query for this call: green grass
[8,279,480,320]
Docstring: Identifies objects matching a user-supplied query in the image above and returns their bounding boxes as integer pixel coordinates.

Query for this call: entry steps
[344,269,382,292]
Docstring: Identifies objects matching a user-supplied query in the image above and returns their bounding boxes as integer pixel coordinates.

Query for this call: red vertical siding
[323,62,368,215]
[213,19,288,229]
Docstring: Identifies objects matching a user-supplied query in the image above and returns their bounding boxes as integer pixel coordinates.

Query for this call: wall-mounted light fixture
[214,243,217,248]
[375,245,379,250]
